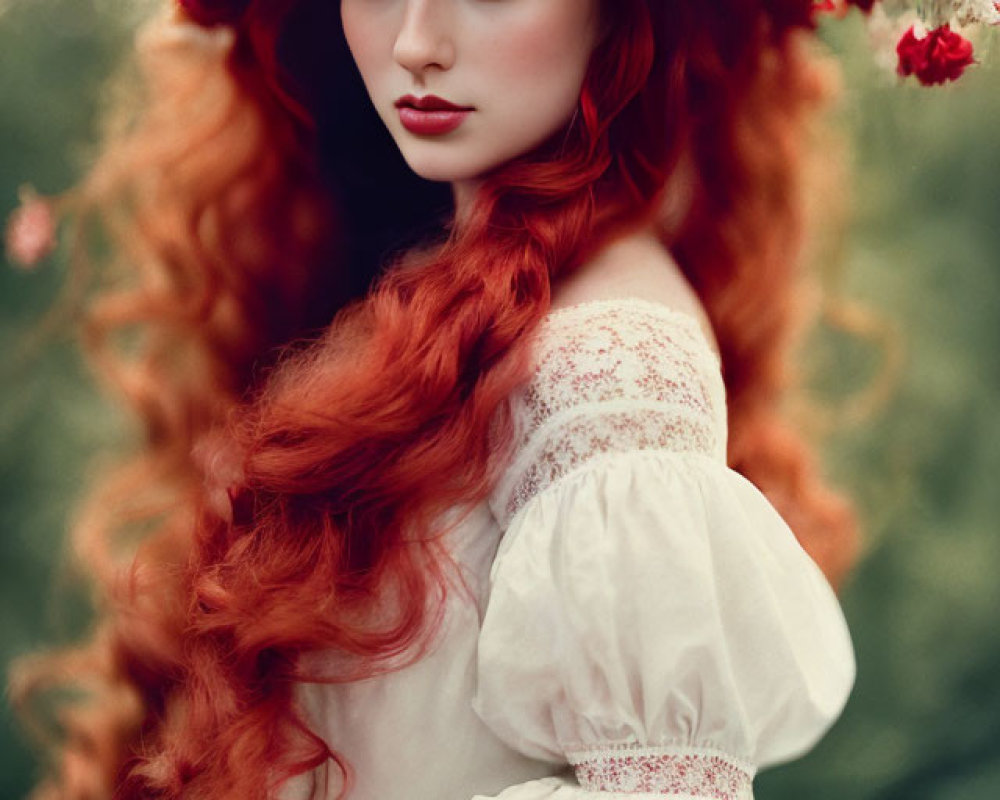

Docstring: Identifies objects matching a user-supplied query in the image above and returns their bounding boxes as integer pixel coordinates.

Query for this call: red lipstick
[395,94,473,136]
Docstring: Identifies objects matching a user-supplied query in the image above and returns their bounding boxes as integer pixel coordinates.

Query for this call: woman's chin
[389,140,497,186]
[400,158,485,186]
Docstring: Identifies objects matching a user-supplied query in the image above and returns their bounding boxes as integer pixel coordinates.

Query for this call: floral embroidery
[503,406,717,525]
[569,744,755,799]
[490,299,728,528]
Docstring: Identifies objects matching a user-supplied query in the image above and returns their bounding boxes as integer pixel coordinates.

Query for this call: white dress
[281,297,855,800]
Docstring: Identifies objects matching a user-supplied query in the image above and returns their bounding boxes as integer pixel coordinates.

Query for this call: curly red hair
[9,1,859,798]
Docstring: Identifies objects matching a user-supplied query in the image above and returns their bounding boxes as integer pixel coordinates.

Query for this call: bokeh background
[2,1,999,798]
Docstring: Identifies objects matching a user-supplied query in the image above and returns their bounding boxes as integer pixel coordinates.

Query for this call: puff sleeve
[470,299,855,799]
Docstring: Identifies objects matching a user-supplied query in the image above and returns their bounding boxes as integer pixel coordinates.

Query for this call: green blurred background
[2,1,999,798]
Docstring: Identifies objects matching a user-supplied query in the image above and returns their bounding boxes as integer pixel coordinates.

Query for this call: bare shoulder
[550,230,719,356]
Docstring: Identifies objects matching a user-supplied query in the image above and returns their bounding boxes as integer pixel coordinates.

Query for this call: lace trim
[501,405,717,526]
[525,302,720,448]
[491,299,728,525]
[541,297,720,366]
[568,744,755,799]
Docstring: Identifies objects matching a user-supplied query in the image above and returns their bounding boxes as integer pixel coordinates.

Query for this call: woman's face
[340,0,601,186]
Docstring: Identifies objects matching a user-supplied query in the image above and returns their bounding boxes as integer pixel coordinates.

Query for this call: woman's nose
[393,0,455,75]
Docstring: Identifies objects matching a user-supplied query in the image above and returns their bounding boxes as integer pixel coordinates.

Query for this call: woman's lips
[397,107,471,135]
[395,95,473,136]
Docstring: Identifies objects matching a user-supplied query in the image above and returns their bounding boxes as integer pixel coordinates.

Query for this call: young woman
[10,1,860,798]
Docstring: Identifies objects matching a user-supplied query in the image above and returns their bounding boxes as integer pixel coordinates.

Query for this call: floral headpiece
[816,0,1000,84]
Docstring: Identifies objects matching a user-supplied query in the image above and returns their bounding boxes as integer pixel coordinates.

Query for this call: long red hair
[10,1,858,798]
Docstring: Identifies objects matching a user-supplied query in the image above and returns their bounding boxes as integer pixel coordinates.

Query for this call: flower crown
[816,1,1000,84]
[5,0,998,269]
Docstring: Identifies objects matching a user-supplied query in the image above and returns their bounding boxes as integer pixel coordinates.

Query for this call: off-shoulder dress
[280,297,855,800]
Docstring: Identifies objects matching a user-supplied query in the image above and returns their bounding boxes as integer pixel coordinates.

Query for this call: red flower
[896,24,976,86]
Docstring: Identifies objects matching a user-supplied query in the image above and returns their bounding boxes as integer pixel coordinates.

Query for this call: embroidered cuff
[567,744,755,799]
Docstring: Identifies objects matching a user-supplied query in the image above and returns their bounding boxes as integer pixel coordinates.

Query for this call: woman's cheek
[495,11,594,104]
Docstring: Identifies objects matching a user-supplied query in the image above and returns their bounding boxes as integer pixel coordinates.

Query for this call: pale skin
[340,0,718,353]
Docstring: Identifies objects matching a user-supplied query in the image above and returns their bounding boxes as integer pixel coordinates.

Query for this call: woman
[10,1,859,798]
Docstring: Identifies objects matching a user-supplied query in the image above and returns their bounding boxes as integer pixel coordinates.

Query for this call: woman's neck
[451,179,481,227]
[548,227,719,356]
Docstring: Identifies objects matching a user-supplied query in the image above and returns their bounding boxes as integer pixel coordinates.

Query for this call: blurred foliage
[1,3,141,798]
[759,15,1000,800]
[1,2,999,799]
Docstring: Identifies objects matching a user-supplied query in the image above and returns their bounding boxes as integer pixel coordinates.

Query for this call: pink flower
[5,190,57,269]
[896,24,976,86]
